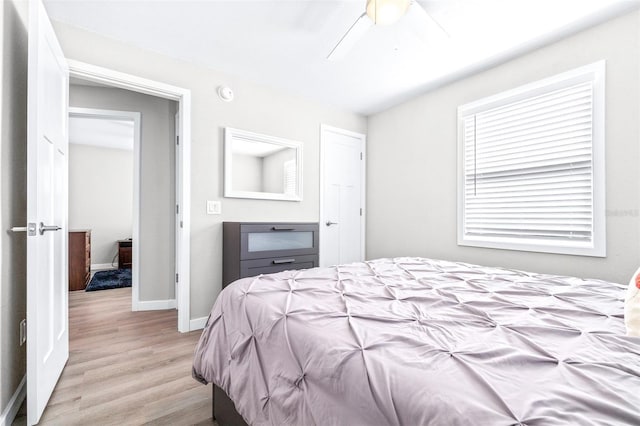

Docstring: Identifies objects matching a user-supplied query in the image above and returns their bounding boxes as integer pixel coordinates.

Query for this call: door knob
[325,221,339,226]
[39,222,62,235]
[9,223,37,236]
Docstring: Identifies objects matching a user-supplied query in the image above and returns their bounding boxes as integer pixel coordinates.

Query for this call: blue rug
[86,269,132,292]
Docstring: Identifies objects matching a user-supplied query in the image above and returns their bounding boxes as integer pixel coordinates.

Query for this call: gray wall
[0,0,27,415]
[70,85,177,301]
[68,143,133,266]
[53,21,368,319]
[367,10,640,285]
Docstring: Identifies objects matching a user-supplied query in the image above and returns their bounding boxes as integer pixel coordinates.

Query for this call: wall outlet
[207,200,222,215]
[19,319,26,345]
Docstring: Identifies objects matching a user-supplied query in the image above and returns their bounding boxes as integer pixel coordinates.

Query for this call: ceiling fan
[327,0,446,60]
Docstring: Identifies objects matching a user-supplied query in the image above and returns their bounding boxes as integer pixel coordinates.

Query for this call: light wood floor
[14,287,215,425]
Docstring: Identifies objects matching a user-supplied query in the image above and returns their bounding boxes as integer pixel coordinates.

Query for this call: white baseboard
[134,299,177,311]
[190,316,209,331]
[0,375,26,426]
[91,263,115,271]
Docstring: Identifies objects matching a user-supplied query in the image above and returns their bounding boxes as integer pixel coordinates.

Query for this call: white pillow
[625,266,640,337]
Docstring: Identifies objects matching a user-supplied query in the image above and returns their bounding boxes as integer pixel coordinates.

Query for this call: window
[283,159,297,196]
[457,61,605,257]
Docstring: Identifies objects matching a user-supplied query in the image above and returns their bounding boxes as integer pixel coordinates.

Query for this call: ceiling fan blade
[409,1,450,39]
[327,13,373,61]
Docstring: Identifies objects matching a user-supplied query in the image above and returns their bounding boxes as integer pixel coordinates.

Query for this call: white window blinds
[283,159,297,195]
[458,62,605,256]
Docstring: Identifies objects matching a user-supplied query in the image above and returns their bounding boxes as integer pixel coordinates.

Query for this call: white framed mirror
[224,127,303,201]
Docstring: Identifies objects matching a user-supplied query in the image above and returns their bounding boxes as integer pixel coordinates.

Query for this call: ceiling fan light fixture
[366,0,411,26]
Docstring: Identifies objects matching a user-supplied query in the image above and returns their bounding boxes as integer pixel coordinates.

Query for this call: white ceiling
[45,0,638,115]
[69,116,135,151]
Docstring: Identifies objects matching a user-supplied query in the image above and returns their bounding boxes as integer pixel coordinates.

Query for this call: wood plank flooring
[13,287,215,425]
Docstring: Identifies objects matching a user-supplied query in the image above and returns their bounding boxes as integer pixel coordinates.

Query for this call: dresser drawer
[223,222,320,287]
[240,255,318,279]
[69,229,91,291]
[239,223,319,260]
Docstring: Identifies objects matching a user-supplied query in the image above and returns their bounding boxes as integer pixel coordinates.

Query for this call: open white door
[27,0,69,424]
[319,125,366,267]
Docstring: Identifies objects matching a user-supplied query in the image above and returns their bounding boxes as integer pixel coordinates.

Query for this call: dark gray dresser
[222,222,319,288]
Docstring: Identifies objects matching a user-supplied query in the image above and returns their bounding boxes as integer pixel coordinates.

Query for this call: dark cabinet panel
[223,222,319,288]
[240,255,318,278]
[118,240,132,269]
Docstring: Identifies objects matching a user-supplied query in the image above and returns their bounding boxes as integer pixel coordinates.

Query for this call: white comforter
[193,257,640,425]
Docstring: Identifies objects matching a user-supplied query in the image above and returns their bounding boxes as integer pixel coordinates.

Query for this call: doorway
[319,124,366,266]
[68,107,140,299]
[68,60,192,333]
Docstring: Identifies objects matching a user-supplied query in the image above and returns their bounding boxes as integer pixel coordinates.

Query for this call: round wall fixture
[217,86,234,102]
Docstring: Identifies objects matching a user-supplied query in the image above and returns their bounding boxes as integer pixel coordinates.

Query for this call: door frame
[319,124,367,266]
[68,107,142,306]
[175,112,180,311]
[67,60,192,333]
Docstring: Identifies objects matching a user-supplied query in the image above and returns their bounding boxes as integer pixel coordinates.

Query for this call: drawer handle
[272,259,295,264]
[271,226,294,231]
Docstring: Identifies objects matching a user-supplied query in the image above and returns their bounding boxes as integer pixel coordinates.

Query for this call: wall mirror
[224,127,303,201]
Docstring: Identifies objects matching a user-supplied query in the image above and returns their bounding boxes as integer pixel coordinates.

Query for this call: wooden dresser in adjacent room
[69,230,91,291]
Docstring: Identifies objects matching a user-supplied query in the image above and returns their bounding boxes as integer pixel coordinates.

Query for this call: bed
[192,257,640,425]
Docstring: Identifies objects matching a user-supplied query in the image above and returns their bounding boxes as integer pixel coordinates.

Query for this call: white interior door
[27,1,69,424]
[320,125,366,267]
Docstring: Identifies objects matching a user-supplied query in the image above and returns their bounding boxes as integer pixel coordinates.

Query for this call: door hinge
[360,208,363,216]
[20,319,26,345]
[176,204,180,215]
[176,273,179,283]
[180,220,184,228]
[360,152,363,160]
[176,135,180,146]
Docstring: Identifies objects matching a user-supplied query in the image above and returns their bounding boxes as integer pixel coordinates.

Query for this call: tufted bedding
[192,257,640,425]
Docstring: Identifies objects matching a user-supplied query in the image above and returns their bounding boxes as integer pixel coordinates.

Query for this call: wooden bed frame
[213,385,248,426]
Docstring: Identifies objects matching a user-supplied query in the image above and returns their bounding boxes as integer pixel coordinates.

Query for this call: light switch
[207,200,222,215]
